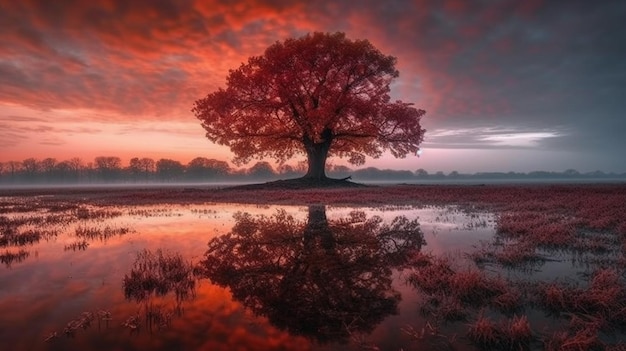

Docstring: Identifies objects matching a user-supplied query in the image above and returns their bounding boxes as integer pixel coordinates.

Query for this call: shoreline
[2,183,625,207]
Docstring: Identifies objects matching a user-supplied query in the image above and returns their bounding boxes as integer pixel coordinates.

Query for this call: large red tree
[193,32,425,181]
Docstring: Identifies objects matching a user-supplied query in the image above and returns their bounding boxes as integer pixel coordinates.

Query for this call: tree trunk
[303,129,332,181]
[303,205,335,252]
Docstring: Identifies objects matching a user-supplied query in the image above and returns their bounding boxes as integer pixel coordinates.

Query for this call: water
[0,198,622,350]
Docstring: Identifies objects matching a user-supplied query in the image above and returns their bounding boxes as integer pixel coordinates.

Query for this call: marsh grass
[74,206,123,220]
[543,318,605,351]
[127,207,182,217]
[409,253,513,309]
[64,240,89,251]
[75,225,131,241]
[467,313,533,350]
[63,311,95,337]
[538,268,626,325]
[0,249,29,267]
[0,201,134,267]
[409,252,626,349]
[123,249,197,304]
[121,249,198,335]
[47,248,194,341]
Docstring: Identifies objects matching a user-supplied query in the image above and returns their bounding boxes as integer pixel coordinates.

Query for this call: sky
[1,0,625,173]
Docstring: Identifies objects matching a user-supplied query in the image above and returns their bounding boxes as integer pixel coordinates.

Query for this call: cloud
[0,0,625,170]
[0,0,319,118]
[39,138,66,146]
[478,131,561,148]
[0,115,48,122]
[424,126,565,149]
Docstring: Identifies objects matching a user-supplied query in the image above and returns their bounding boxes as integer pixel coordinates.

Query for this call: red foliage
[192,32,425,177]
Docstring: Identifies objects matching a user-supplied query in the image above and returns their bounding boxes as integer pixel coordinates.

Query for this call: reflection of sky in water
[0,201,570,350]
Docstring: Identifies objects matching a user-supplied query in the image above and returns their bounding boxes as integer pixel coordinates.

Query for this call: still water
[0,200,520,350]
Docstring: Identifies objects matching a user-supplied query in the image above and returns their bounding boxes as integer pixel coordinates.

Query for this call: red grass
[467,313,532,349]
[539,268,626,324]
[467,313,499,346]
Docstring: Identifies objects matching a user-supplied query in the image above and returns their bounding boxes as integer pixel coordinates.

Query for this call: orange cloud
[2,0,623,172]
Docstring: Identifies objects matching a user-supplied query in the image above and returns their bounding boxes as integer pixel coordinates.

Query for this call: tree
[127,157,155,181]
[247,161,275,179]
[39,158,57,174]
[200,206,424,342]
[415,168,428,177]
[186,157,230,180]
[128,157,143,179]
[67,157,83,180]
[193,32,426,181]
[156,158,185,181]
[53,160,75,182]
[94,156,122,181]
[22,158,39,174]
[6,161,22,180]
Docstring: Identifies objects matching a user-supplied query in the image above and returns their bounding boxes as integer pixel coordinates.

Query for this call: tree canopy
[193,32,426,180]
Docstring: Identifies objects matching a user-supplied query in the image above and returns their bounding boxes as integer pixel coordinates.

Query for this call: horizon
[1,153,624,178]
[2,1,625,174]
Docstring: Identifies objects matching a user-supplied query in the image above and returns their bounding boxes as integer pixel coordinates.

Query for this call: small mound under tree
[193,32,426,182]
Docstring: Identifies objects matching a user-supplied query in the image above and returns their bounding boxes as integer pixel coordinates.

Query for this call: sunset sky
[1,0,624,173]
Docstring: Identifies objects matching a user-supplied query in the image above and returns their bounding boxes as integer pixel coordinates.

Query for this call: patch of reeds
[0,229,41,247]
[74,206,122,220]
[64,240,89,251]
[409,253,513,308]
[128,208,181,217]
[542,314,605,351]
[123,249,196,303]
[190,208,218,215]
[74,225,131,242]
[467,313,532,350]
[0,249,29,267]
[572,230,619,253]
[120,305,177,334]
[45,309,112,342]
[63,311,94,337]
[469,240,548,273]
[538,268,625,324]
[122,313,140,332]
[420,295,468,322]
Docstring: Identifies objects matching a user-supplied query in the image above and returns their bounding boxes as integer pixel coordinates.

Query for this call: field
[1,184,625,350]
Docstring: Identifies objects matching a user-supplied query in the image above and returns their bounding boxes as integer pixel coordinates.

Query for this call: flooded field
[1,185,625,350]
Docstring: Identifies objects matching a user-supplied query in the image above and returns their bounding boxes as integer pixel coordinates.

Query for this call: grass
[409,250,626,349]
[537,268,626,325]
[75,225,131,242]
[64,240,89,251]
[409,252,512,309]
[0,249,29,267]
[466,313,533,350]
[123,249,197,303]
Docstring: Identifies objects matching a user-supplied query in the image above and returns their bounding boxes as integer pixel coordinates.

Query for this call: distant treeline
[0,156,624,185]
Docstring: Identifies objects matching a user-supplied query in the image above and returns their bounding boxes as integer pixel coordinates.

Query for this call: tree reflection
[200,205,425,343]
